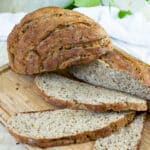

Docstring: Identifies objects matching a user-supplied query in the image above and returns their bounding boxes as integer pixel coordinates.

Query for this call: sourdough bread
[69,48,150,100]
[7,7,112,75]
[94,114,145,150]
[7,109,135,148]
[35,73,147,112]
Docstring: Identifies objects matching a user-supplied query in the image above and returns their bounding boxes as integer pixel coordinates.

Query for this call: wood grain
[0,68,150,150]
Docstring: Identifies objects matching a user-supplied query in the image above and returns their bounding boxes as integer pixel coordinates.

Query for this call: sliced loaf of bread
[7,109,135,148]
[69,48,150,101]
[35,73,147,112]
[94,114,145,150]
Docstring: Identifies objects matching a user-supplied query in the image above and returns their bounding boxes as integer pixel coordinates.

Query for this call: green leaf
[64,1,76,9]
[74,0,101,7]
[118,10,132,19]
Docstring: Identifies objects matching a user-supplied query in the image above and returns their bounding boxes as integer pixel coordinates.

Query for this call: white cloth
[0,42,7,66]
[74,6,150,64]
[0,8,150,64]
[0,13,26,41]
[0,13,26,66]
[0,6,150,64]
[0,123,26,150]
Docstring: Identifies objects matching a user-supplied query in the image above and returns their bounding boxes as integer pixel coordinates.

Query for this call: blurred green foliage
[74,0,101,7]
[0,0,149,19]
[118,10,132,18]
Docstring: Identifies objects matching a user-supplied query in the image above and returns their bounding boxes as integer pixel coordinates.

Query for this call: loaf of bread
[69,48,150,100]
[35,73,147,112]
[94,114,145,150]
[7,109,135,148]
[7,7,112,74]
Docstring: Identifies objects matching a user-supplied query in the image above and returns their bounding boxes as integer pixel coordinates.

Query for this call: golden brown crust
[34,78,147,112]
[8,111,135,148]
[7,7,112,74]
[136,113,146,150]
[100,47,150,88]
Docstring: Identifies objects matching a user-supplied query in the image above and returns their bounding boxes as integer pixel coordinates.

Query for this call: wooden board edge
[0,64,10,74]
[0,106,10,126]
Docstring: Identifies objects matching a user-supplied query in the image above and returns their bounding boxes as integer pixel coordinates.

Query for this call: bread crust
[7,7,112,75]
[34,77,147,112]
[7,111,135,148]
[93,113,146,150]
[69,47,150,102]
[136,113,147,150]
[101,47,150,88]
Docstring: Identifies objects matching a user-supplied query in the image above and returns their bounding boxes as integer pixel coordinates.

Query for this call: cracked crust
[100,48,150,88]
[7,110,135,148]
[7,7,112,74]
[69,48,150,101]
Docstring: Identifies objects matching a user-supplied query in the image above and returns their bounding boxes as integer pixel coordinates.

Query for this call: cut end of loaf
[69,59,150,100]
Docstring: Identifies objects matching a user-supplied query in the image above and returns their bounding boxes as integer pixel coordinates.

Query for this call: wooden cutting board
[0,65,150,150]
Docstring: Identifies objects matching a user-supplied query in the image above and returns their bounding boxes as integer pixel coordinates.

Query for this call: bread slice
[35,73,147,112]
[69,48,150,101]
[94,114,145,150]
[7,109,135,148]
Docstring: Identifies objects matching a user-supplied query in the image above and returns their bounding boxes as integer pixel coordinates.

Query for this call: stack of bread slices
[7,7,150,149]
